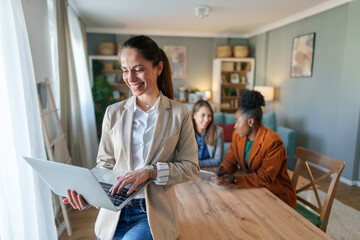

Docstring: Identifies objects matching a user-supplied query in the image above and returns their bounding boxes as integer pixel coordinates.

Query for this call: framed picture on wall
[163,46,187,79]
[290,32,315,77]
[230,73,240,83]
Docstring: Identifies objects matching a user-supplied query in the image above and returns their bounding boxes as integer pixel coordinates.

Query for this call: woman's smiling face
[120,47,163,97]
[193,106,213,133]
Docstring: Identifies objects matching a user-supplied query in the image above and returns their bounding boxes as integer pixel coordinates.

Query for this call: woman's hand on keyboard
[63,190,100,210]
[110,167,149,196]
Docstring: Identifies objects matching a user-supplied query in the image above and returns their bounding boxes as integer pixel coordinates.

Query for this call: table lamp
[205,90,211,101]
[254,86,275,101]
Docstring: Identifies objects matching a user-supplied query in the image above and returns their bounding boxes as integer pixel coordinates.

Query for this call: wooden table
[174,176,332,240]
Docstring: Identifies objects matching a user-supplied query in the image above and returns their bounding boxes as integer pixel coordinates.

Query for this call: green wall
[336,0,360,182]
[86,33,248,99]
[249,0,360,182]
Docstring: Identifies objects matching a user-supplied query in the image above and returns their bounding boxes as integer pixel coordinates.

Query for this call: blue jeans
[97,199,153,240]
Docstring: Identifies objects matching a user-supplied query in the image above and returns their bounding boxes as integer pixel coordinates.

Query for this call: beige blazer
[94,94,199,240]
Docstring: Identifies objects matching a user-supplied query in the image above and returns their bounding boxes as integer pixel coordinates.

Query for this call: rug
[298,190,360,240]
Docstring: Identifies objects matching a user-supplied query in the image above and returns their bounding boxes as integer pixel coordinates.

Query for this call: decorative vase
[188,93,197,103]
[179,91,187,102]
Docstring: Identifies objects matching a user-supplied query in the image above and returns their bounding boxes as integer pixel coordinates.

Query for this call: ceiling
[70,0,351,38]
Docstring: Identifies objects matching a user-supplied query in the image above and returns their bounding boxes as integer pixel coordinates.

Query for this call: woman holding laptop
[64,35,199,240]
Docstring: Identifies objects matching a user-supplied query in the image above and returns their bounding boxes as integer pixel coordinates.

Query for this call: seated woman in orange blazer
[213,90,296,208]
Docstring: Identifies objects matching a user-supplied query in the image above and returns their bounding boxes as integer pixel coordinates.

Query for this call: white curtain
[47,0,61,110]
[67,5,98,168]
[56,0,98,168]
[0,0,57,239]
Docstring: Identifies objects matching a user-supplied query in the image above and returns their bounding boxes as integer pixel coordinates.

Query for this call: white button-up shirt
[132,99,158,169]
[131,93,169,199]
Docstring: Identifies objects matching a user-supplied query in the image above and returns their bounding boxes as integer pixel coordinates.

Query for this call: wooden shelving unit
[89,55,131,138]
[212,58,255,112]
[101,69,123,73]
[221,96,241,100]
[88,55,131,100]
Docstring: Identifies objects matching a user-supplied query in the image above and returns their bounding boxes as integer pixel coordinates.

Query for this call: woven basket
[216,46,232,58]
[98,42,115,55]
[104,63,114,71]
[233,45,249,58]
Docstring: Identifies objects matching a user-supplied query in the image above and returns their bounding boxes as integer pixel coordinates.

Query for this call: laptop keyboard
[99,182,135,207]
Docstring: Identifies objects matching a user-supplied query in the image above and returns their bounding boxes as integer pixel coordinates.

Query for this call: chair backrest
[292,146,345,232]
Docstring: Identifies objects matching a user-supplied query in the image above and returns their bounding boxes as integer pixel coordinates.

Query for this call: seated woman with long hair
[191,100,224,168]
[213,90,296,208]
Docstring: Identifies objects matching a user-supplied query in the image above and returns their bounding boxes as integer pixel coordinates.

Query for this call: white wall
[22,0,53,83]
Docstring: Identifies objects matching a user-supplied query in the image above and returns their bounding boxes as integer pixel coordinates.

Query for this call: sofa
[214,112,298,170]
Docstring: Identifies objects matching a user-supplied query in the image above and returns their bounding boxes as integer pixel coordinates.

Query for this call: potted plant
[91,61,116,139]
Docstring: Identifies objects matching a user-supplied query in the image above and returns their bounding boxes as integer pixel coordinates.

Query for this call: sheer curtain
[0,0,57,239]
[67,5,98,168]
[56,0,98,168]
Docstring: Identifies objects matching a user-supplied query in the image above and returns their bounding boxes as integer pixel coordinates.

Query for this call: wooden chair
[291,146,345,232]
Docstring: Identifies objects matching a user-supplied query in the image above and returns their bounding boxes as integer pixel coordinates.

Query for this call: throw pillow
[217,124,235,142]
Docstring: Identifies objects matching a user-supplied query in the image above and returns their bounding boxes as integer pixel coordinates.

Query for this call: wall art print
[163,46,187,79]
[290,33,315,78]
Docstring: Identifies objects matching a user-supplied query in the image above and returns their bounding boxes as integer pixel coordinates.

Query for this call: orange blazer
[221,124,297,208]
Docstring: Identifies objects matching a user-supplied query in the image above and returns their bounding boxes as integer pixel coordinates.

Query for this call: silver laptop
[199,169,217,181]
[23,156,151,212]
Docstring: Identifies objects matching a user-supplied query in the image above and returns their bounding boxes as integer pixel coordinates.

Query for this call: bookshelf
[212,58,255,112]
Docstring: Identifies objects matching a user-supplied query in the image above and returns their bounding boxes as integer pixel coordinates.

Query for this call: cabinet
[89,55,131,100]
[212,58,255,113]
[89,55,131,138]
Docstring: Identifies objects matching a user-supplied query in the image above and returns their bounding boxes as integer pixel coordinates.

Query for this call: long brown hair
[118,35,174,99]
[191,100,217,146]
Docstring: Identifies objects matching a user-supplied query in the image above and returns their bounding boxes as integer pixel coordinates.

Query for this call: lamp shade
[205,90,211,101]
[254,86,275,101]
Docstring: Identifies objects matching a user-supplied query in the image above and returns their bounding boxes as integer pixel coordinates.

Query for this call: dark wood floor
[58,166,360,239]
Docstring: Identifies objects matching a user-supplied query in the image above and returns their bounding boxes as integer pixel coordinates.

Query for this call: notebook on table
[23,156,151,212]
